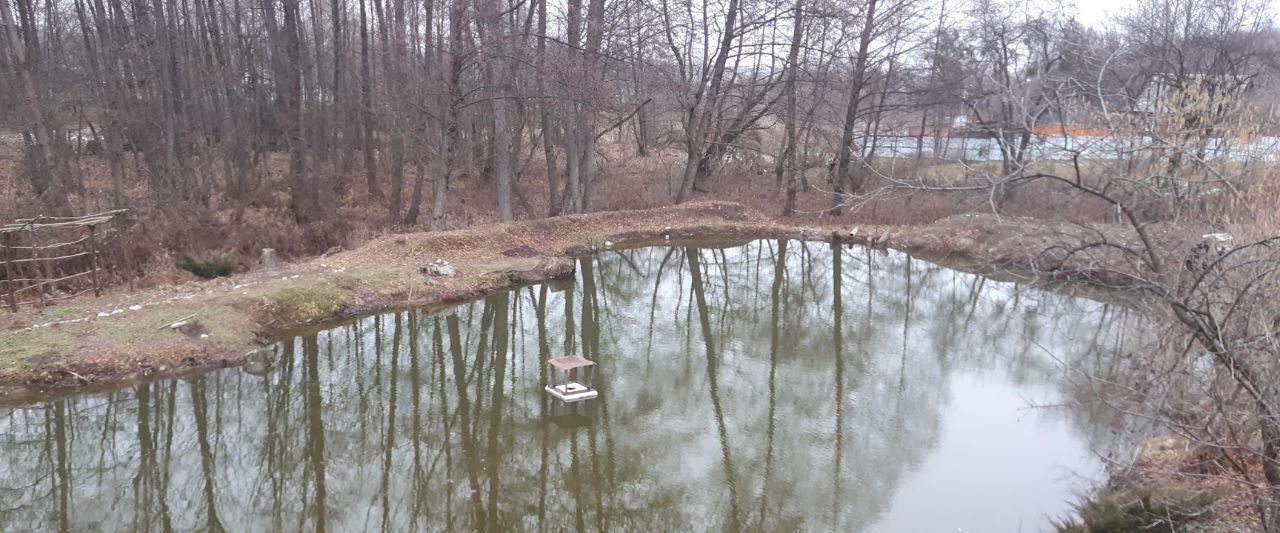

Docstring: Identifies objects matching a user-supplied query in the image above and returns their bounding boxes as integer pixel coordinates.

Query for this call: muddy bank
[0,201,1175,403]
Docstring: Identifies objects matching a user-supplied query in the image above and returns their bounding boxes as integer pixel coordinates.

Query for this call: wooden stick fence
[1,209,128,312]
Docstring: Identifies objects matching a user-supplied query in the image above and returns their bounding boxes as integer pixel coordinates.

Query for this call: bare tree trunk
[777,0,803,216]
[493,103,513,222]
[305,0,326,163]
[432,0,466,231]
[563,134,581,213]
[634,106,650,156]
[831,0,878,215]
[535,0,560,216]
[386,0,407,222]
[577,0,604,213]
[629,11,651,158]
[281,0,320,223]
[481,0,512,222]
[543,127,561,216]
[579,132,594,212]
[330,0,343,158]
[675,139,702,203]
[403,0,434,226]
[405,163,426,225]
[360,0,382,199]
[556,0,584,213]
[389,132,406,222]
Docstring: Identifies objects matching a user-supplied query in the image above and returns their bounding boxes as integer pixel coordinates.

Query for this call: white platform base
[546,382,598,403]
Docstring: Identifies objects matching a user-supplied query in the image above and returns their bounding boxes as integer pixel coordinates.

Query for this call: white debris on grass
[422,259,456,277]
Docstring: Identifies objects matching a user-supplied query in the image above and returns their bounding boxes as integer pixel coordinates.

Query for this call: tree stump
[258,248,279,269]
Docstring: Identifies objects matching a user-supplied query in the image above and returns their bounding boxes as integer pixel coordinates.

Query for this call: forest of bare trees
[3,0,1276,236]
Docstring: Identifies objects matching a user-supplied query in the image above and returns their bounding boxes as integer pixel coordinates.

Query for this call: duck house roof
[547,355,595,370]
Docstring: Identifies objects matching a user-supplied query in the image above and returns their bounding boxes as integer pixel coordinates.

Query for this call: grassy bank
[0,202,773,399]
[0,201,1180,404]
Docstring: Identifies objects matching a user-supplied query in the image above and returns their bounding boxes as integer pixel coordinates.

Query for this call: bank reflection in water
[0,241,1145,532]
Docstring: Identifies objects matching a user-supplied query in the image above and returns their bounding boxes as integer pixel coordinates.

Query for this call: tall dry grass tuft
[1232,163,1280,240]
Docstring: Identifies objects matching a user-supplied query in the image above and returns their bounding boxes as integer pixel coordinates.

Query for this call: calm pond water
[0,240,1147,532]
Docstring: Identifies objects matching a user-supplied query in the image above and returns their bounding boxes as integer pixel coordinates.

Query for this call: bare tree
[777,0,805,215]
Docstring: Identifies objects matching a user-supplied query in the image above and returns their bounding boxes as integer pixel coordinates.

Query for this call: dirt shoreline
[0,201,1163,404]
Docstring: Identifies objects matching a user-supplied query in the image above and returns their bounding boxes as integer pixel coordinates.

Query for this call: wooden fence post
[28,223,46,309]
[2,233,16,312]
[88,224,101,297]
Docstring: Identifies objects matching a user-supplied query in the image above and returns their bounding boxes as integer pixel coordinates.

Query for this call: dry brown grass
[2,131,1273,309]
[0,201,782,398]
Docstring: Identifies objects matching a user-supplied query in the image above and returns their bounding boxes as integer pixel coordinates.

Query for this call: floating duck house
[545,355,598,403]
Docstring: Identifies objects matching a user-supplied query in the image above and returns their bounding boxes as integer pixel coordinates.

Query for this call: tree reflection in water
[0,241,1148,531]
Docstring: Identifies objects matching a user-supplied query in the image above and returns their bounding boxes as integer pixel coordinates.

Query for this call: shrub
[178,253,237,279]
[1053,486,1217,533]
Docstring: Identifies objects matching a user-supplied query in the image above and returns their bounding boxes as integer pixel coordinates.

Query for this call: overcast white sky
[1071,0,1280,28]
[1069,0,1136,27]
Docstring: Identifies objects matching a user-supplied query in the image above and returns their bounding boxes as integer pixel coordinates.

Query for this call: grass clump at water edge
[261,285,345,325]
[1053,486,1217,533]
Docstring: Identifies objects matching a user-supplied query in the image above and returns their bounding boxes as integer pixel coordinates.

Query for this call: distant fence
[0,209,129,312]
[863,134,1280,162]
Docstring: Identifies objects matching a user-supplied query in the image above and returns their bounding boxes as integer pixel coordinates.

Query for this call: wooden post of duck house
[545,355,599,403]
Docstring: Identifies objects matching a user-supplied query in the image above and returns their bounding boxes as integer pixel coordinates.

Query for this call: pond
[0,240,1147,531]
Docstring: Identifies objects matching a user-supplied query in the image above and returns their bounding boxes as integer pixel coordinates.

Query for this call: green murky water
[0,240,1144,531]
